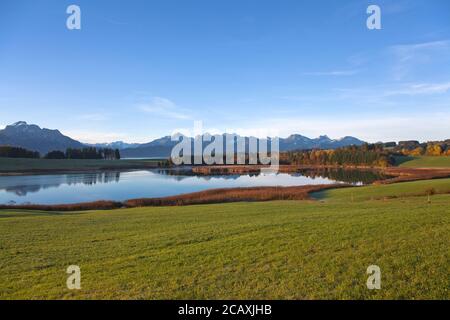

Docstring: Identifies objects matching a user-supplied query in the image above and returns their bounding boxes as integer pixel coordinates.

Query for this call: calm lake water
[0,169,388,205]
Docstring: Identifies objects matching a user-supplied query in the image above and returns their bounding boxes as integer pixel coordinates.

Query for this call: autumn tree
[426,144,443,156]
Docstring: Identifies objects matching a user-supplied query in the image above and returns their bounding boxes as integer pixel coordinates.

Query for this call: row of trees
[45,148,121,160]
[0,146,40,159]
[380,139,450,156]
[281,144,392,167]
[400,144,450,157]
[0,145,121,160]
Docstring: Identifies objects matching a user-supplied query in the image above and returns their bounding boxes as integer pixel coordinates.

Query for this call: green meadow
[395,156,450,168]
[0,179,449,300]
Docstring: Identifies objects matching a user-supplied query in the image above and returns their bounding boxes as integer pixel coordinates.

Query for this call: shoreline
[0,184,349,211]
[2,161,450,178]
[0,163,421,176]
[1,165,449,211]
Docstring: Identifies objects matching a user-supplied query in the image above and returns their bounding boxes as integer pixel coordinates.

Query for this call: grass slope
[395,156,450,168]
[0,179,449,299]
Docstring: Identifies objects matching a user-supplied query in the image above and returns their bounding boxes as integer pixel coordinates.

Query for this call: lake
[0,168,389,205]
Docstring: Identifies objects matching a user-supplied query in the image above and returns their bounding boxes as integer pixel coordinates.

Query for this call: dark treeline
[44,150,66,159]
[0,145,120,160]
[46,147,121,160]
[0,146,40,158]
[281,144,392,167]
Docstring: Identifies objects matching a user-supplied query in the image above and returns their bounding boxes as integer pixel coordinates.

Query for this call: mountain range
[0,121,365,157]
[120,134,366,158]
[87,141,141,150]
[0,121,84,154]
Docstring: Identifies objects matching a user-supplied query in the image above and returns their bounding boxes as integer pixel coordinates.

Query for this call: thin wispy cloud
[385,82,450,96]
[138,97,192,120]
[391,40,450,57]
[279,80,450,109]
[389,40,450,80]
[228,112,450,143]
[347,53,369,67]
[303,70,360,76]
[332,80,450,103]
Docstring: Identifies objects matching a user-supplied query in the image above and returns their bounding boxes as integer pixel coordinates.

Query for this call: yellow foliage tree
[426,144,443,156]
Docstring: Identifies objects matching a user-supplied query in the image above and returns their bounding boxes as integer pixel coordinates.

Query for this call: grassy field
[312,178,450,202]
[394,156,450,168]
[0,179,449,299]
[0,158,163,173]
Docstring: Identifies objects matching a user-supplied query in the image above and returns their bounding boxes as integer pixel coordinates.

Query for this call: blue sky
[1,0,449,143]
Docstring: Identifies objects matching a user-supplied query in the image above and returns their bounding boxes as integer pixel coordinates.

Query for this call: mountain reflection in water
[0,168,391,205]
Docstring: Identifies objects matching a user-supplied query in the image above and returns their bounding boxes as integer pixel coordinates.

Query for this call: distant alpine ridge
[0,121,365,157]
[87,141,141,150]
[120,134,366,158]
[0,121,84,154]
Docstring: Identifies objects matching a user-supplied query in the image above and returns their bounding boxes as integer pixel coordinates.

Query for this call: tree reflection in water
[157,168,390,185]
[0,168,391,198]
[1,171,122,196]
